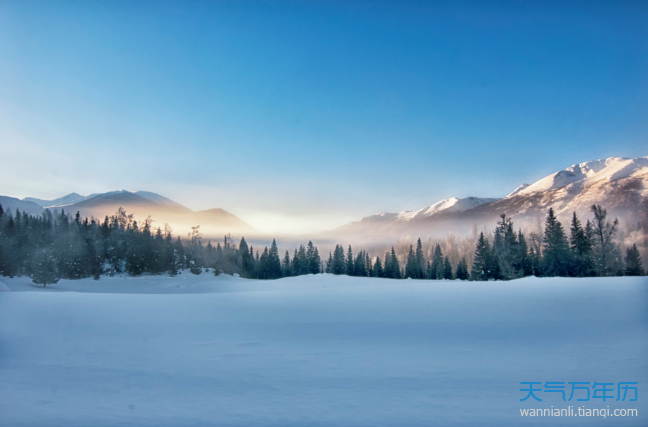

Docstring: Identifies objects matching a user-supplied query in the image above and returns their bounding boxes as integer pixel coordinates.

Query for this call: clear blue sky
[0,1,646,233]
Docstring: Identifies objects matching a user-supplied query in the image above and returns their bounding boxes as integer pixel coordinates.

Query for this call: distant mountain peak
[338,196,499,232]
[23,192,86,208]
[331,155,647,240]
[507,184,530,198]
[393,196,499,222]
[510,156,648,197]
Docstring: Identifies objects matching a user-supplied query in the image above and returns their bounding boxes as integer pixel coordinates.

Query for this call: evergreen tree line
[0,203,644,287]
[320,205,643,281]
[0,205,321,285]
[468,205,645,280]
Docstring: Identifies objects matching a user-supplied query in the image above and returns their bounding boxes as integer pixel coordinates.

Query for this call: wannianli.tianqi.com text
[520,407,638,417]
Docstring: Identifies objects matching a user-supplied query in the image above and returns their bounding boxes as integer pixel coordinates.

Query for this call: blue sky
[0,1,646,233]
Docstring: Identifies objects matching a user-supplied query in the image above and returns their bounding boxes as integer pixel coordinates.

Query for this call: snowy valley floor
[0,274,647,426]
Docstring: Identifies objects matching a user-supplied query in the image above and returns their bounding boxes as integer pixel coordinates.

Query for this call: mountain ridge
[0,190,259,239]
[330,155,647,241]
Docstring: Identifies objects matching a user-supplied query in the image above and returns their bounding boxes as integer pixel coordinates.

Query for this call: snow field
[0,274,646,426]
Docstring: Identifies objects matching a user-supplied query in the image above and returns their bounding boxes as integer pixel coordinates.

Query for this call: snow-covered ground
[0,274,646,426]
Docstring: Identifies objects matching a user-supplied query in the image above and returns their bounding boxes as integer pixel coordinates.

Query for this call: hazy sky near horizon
[1,1,647,233]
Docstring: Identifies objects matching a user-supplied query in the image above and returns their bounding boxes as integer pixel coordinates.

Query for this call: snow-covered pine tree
[32,246,60,287]
[174,236,185,273]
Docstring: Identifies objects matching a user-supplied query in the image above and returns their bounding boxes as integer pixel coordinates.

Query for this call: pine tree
[528,247,541,276]
[443,256,453,279]
[307,241,321,274]
[624,244,645,276]
[517,231,532,277]
[405,245,418,279]
[415,238,425,278]
[492,214,522,280]
[31,246,59,287]
[267,239,283,279]
[312,247,321,274]
[455,256,469,280]
[332,244,346,275]
[165,232,178,276]
[354,250,367,277]
[590,205,622,276]
[431,244,443,279]
[174,237,185,274]
[254,250,260,277]
[569,212,594,277]
[258,247,269,279]
[384,251,393,278]
[542,208,571,277]
[292,249,300,275]
[282,250,292,277]
[125,221,146,276]
[373,256,383,277]
[443,257,454,280]
[151,228,165,274]
[365,252,373,277]
[294,244,308,276]
[387,247,401,279]
[239,237,253,278]
[470,232,492,281]
[189,259,202,275]
[346,245,355,276]
[325,251,333,273]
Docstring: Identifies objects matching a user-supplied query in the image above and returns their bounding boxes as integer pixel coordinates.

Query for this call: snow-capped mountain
[331,156,648,241]
[488,156,648,223]
[395,197,500,221]
[511,157,648,197]
[507,184,530,197]
[339,197,498,231]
